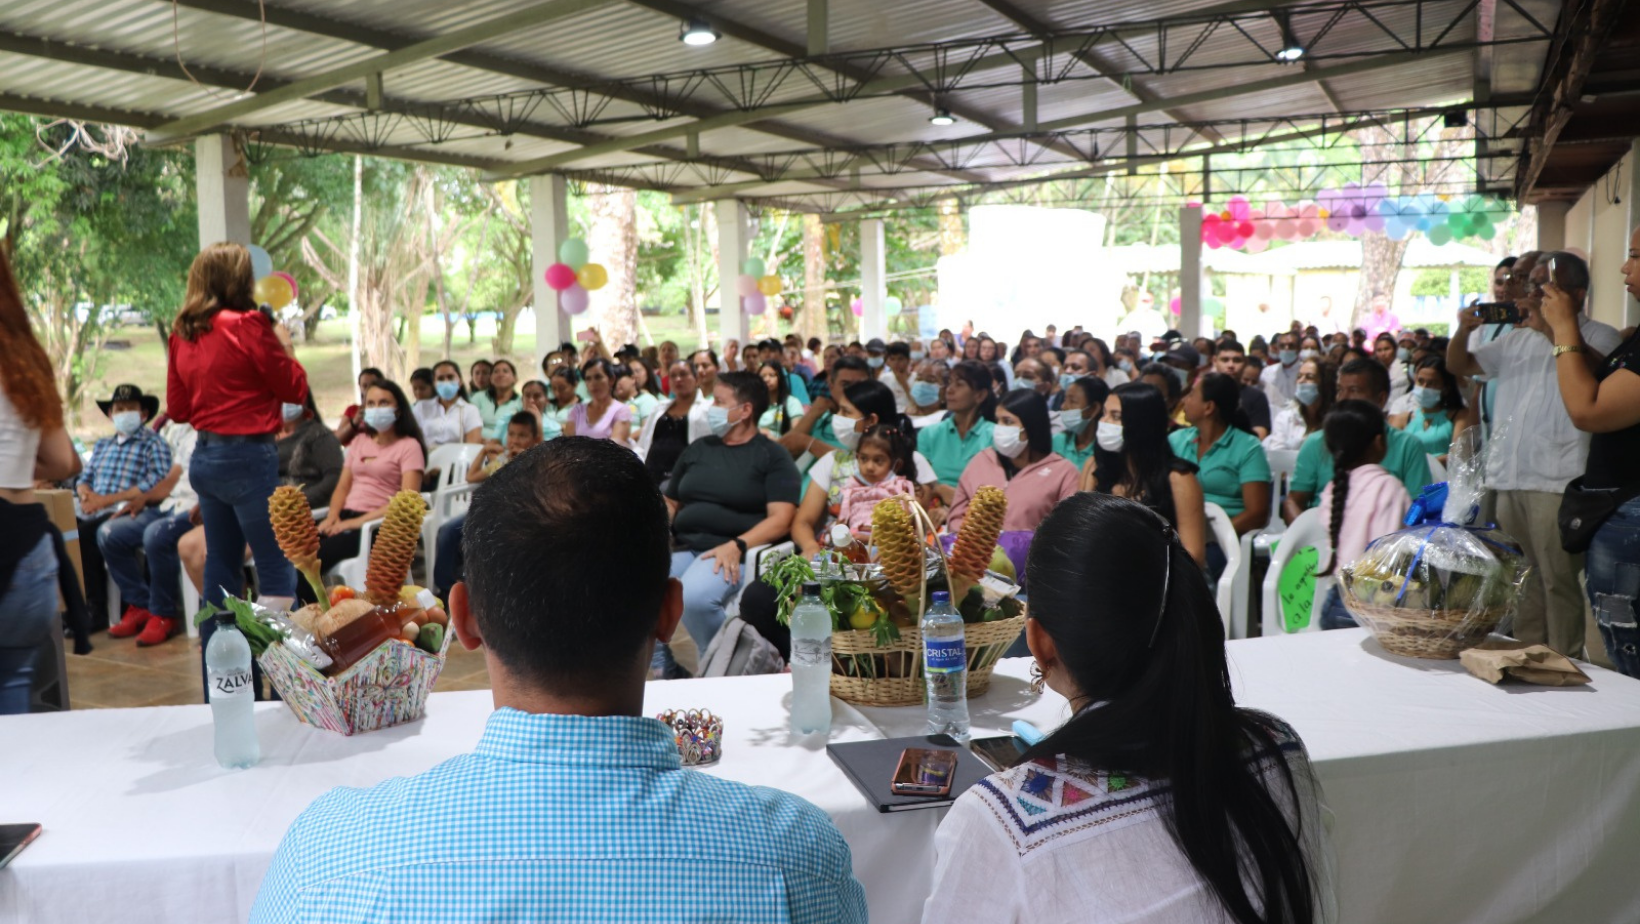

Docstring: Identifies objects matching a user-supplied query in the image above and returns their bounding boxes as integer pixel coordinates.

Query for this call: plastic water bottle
[790,581,833,736]
[922,591,970,742]
[206,611,261,770]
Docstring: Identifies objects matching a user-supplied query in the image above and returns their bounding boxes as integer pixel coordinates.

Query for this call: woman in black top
[1085,381,1208,567]
[1542,235,1640,677]
[642,360,703,488]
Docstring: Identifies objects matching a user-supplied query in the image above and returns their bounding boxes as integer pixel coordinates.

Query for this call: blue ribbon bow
[1391,482,1517,606]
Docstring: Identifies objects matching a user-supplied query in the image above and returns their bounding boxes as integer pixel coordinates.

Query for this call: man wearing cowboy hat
[77,384,172,634]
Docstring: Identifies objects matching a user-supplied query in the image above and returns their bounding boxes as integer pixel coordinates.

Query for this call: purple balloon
[743,292,767,315]
[560,283,590,315]
[1326,213,1350,233]
[1364,214,1386,233]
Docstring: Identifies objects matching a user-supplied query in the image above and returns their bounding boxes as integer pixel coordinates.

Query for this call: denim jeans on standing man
[0,535,60,715]
[1587,496,1640,678]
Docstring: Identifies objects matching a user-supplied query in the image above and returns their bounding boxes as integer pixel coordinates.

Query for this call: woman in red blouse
[166,244,309,679]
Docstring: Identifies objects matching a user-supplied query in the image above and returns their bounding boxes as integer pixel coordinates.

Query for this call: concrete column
[1179,205,1204,337]
[716,199,749,349]
[195,135,250,247]
[530,174,572,369]
[1536,200,1570,252]
[860,218,887,341]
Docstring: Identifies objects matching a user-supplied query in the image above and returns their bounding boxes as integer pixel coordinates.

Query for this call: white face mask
[830,413,862,450]
[992,424,1027,458]
[1096,421,1125,452]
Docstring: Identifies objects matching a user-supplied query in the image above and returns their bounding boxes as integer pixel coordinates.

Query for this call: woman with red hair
[0,250,83,714]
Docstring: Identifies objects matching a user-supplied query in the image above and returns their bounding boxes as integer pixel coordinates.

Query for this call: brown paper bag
[1459,641,1591,686]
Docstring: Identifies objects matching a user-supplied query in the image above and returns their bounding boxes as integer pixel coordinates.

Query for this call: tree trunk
[801,212,827,342]
[587,184,639,348]
[1353,234,1411,327]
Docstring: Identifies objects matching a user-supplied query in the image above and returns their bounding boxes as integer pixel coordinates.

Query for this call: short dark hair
[359,366,384,382]
[691,348,720,370]
[1138,361,1183,402]
[410,367,433,386]
[715,370,769,421]
[1496,256,1518,270]
[1338,358,1391,398]
[468,359,491,373]
[831,354,872,378]
[1215,340,1246,356]
[1548,251,1592,290]
[463,438,670,692]
[507,410,541,439]
[885,341,911,359]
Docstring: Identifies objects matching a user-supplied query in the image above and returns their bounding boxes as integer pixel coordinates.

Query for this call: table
[3,630,1639,924]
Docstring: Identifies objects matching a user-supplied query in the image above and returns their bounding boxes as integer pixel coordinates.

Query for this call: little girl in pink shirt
[1317,400,1412,629]
[836,424,916,538]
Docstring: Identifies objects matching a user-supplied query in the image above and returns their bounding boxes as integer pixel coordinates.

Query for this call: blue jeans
[1319,585,1357,631]
[1587,496,1640,678]
[143,512,196,619]
[650,549,742,675]
[95,507,167,615]
[189,441,294,605]
[434,514,466,595]
[0,535,60,715]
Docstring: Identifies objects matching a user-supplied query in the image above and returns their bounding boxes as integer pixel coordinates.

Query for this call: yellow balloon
[254,275,294,310]
[577,263,608,291]
[758,274,782,296]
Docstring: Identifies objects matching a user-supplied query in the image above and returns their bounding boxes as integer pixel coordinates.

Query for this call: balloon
[1228,196,1251,220]
[850,298,863,317]
[1477,223,1496,240]
[248,245,273,280]
[1296,219,1318,237]
[253,275,293,310]
[1447,211,1466,231]
[1326,213,1350,233]
[558,238,589,269]
[560,283,590,315]
[884,295,903,315]
[545,263,578,290]
[270,271,299,302]
[577,263,608,291]
[758,274,782,296]
[743,292,767,315]
[1255,218,1276,240]
[1236,220,1254,239]
[1245,235,1271,253]
[1275,218,1297,239]
[741,257,766,278]
[1427,225,1453,246]
[1364,214,1385,233]
[736,274,759,298]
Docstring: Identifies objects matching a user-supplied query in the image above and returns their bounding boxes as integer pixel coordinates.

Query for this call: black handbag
[1557,477,1636,554]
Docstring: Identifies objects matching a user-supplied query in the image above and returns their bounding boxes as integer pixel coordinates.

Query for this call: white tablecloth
[3,629,1639,924]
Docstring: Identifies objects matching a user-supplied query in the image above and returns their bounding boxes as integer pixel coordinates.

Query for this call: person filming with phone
[1447,252,1621,659]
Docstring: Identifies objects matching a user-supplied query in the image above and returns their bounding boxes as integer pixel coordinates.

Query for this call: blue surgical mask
[1414,385,1442,409]
[910,350,925,362]
[1299,348,1320,361]
[1059,372,1078,391]
[1279,349,1299,366]
[113,411,142,436]
[910,381,941,407]
[1295,382,1320,406]
[363,407,397,432]
[706,405,738,438]
[867,356,885,369]
[1397,347,1413,363]
[435,380,461,401]
[1118,359,1134,373]
[1062,409,1092,435]
[281,402,305,422]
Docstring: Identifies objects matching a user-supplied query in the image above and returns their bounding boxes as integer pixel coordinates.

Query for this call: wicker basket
[259,630,453,735]
[1343,596,1510,660]
[828,612,1026,707]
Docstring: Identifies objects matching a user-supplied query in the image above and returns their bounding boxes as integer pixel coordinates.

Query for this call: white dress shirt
[1260,359,1300,408]
[413,398,482,449]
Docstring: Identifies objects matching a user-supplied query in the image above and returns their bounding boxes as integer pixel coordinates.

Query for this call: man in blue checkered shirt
[75,384,172,629]
[252,438,867,924]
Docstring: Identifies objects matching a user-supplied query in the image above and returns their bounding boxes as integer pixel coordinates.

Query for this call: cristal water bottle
[922,590,970,741]
[206,611,261,769]
[789,581,834,735]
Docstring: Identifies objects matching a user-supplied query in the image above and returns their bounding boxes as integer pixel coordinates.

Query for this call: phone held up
[1472,302,1522,325]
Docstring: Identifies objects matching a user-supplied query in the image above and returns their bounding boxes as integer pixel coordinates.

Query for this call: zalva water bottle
[790,581,834,735]
[922,591,970,742]
[206,611,261,769]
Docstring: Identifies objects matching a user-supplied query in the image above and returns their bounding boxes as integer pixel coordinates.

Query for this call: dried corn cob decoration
[268,485,328,610]
[872,495,925,606]
[949,486,1007,584]
[366,491,427,606]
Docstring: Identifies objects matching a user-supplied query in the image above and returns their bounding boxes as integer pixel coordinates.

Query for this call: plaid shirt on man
[251,709,868,924]
[78,428,172,496]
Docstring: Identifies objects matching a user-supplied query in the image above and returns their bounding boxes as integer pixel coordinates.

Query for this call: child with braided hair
[1316,400,1412,629]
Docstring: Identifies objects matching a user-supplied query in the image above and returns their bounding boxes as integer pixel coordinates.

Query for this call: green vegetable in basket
[417,623,445,654]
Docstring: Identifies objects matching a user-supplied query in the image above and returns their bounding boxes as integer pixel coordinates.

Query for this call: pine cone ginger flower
[949,486,1007,585]
[268,485,328,609]
[366,491,427,606]
[872,495,925,607]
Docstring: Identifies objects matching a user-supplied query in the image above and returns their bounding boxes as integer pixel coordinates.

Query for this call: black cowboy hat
[97,384,160,422]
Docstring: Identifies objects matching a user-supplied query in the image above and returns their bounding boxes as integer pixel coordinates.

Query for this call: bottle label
[792,635,832,669]
[209,669,253,702]
[924,637,967,673]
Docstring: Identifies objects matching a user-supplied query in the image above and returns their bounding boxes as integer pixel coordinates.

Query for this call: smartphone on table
[968,734,1028,772]
[0,824,42,869]
[891,748,959,796]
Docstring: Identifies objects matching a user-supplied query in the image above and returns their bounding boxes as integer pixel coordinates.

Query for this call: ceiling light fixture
[928,108,956,126]
[1275,14,1305,62]
[679,17,720,46]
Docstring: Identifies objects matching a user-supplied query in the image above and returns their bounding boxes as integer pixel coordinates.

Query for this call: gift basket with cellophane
[1340,431,1530,659]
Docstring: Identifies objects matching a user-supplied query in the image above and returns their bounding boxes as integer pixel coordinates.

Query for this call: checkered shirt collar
[474,708,683,771]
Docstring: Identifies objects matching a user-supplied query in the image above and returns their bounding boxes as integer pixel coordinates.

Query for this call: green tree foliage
[1409,267,1490,297]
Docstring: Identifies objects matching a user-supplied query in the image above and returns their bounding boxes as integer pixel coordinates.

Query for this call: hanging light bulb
[679,17,720,46]
[928,108,956,126]
[1275,13,1305,62]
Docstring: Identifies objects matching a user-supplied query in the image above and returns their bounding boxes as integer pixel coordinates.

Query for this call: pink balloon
[560,283,589,315]
[1298,203,1320,220]
[743,292,767,316]
[1296,219,1318,237]
[1245,235,1271,253]
[850,298,864,317]
[1228,196,1251,220]
[1275,218,1297,239]
[1236,220,1255,239]
[545,263,577,291]
[736,274,759,298]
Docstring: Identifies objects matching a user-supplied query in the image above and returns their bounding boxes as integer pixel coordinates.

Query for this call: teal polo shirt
[916,416,996,487]
[1168,426,1271,517]
[1052,430,1096,474]
[1290,425,1433,506]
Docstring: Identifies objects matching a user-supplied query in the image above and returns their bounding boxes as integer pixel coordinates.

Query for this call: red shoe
[108,605,155,638]
[136,615,179,647]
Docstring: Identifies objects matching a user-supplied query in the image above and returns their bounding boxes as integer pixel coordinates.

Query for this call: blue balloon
[248,244,273,280]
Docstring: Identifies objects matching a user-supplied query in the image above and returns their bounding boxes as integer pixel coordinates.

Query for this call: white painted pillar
[716,198,749,350]
[530,174,572,370]
[860,218,887,341]
[1536,201,1569,252]
[195,135,250,247]
[1178,205,1204,337]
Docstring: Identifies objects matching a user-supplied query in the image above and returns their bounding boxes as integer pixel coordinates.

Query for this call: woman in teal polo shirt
[914,360,997,507]
[1169,372,1272,539]
[1051,375,1109,473]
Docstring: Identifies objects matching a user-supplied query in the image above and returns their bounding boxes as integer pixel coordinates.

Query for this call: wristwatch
[1552,344,1584,358]
[732,537,748,554]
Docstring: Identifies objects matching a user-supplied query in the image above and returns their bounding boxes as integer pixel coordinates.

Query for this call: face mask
[113,411,142,436]
[1299,349,1319,361]
[1414,385,1442,410]
[992,424,1027,459]
[1294,382,1321,407]
[910,381,941,407]
[281,403,305,422]
[867,356,885,369]
[910,351,925,362]
[363,407,397,432]
[706,405,742,438]
[830,413,862,450]
[1059,372,1079,391]
[435,381,461,401]
[1118,359,1134,373]
[1397,347,1412,363]
[1095,421,1125,452]
[1279,349,1299,366]
[1169,365,1189,389]
[1062,409,1092,435]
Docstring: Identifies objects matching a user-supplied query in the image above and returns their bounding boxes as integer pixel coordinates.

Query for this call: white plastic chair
[422,443,484,583]
[1203,502,1243,637]
[1427,453,1449,482]
[329,517,388,590]
[1260,508,1334,636]
[1231,449,1300,639]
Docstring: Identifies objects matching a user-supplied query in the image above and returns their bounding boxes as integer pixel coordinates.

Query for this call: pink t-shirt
[947,449,1080,534]
[568,401,632,441]
[343,434,425,512]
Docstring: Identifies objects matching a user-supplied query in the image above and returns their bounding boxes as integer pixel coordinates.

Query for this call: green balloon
[1277,544,1320,632]
[1447,211,1466,230]
[1428,225,1453,246]
[558,238,589,269]
[742,257,766,278]
[884,295,903,315]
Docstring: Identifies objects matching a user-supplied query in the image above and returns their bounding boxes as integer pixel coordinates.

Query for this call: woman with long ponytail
[925,493,1334,923]
[1315,400,1411,630]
